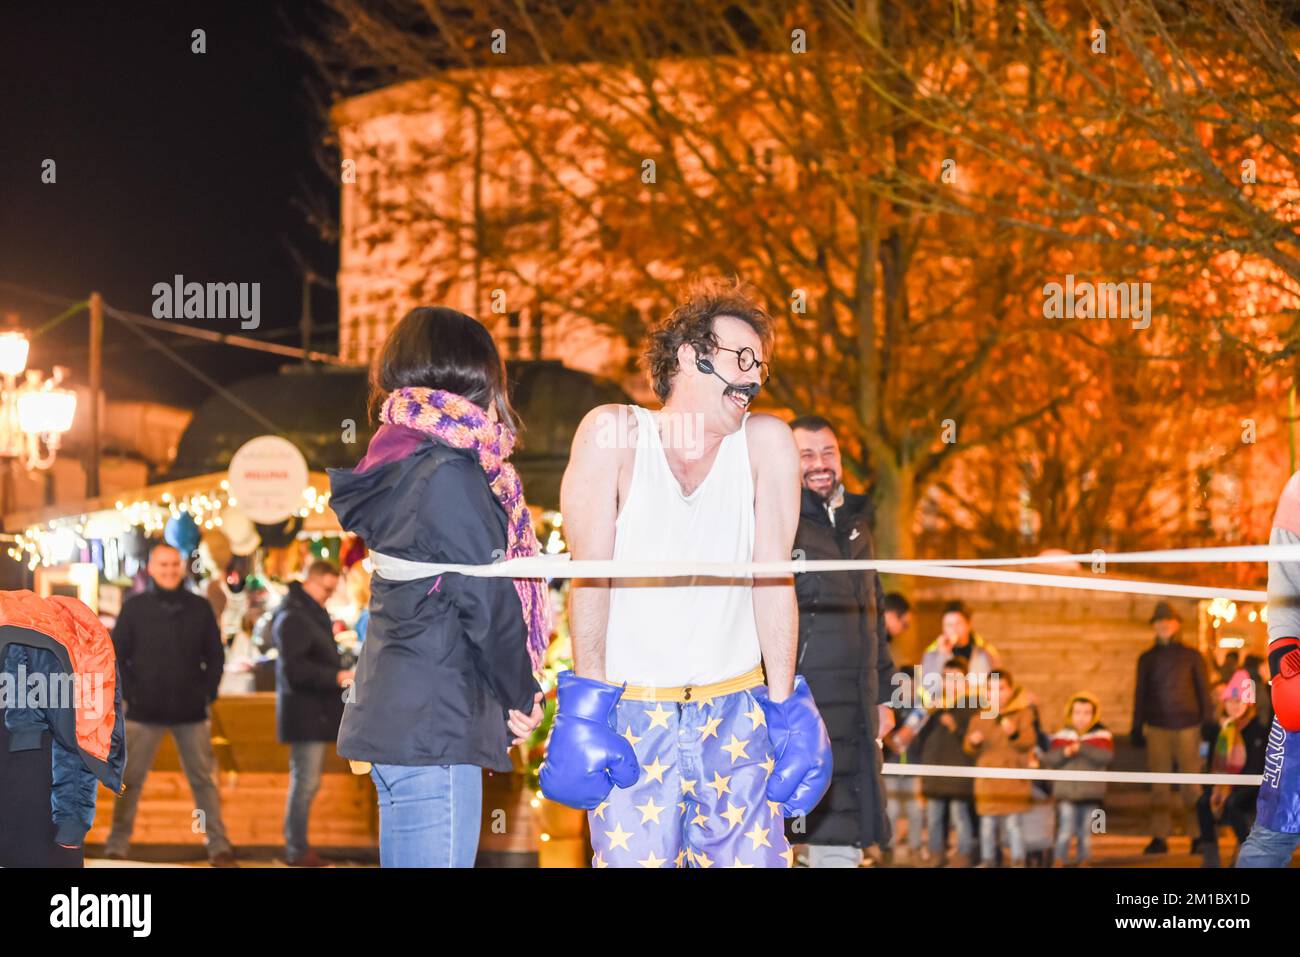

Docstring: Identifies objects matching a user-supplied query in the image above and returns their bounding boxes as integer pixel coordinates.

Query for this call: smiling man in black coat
[106,543,235,865]
[273,560,350,867]
[788,415,896,867]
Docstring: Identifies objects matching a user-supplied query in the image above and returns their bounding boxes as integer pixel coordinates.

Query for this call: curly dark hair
[643,277,774,402]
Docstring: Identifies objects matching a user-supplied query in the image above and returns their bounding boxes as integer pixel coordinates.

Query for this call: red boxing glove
[1270,638,1300,733]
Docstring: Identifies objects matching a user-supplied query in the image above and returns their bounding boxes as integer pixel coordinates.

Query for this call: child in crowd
[1197,669,1268,867]
[883,664,927,865]
[1040,691,1114,866]
[913,660,979,867]
[964,670,1036,867]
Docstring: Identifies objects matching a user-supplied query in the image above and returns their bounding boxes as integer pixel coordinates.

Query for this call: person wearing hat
[1131,600,1213,855]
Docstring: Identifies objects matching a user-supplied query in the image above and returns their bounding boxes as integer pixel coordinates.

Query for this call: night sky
[0,0,337,406]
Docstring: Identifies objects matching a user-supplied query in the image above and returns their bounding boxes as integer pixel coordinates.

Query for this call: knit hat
[1220,668,1256,704]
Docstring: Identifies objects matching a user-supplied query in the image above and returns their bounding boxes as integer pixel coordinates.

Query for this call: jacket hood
[0,591,122,778]
[998,683,1031,715]
[1063,690,1102,727]
[327,424,439,540]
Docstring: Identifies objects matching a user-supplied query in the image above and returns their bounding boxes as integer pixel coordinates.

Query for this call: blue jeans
[1236,823,1300,868]
[285,741,326,859]
[886,776,925,851]
[925,798,975,860]
[1055,800,1099,864]
[370,763,482,868]
[980,812,1025,864]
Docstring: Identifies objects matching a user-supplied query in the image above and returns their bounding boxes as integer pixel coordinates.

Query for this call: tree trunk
[872,456,915,561]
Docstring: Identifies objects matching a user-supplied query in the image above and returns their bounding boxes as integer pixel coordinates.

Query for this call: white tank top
[604,404,761,686]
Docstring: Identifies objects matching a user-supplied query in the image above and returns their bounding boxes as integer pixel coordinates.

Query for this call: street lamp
[0,326,77,470]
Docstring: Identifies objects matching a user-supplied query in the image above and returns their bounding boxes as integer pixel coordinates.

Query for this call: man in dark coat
[787,415,895,866]
[1132,600,1213,855]
[105,543,236,865]
[273,560,349,867]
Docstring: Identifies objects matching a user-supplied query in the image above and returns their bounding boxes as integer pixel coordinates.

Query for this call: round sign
[226,436,309,523]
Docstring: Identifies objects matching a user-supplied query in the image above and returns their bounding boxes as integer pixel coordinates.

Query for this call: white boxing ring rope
[882,764,1263,787]
[364,542,1288,788]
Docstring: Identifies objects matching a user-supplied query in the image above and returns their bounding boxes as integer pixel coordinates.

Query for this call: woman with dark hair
[327,306,547,867]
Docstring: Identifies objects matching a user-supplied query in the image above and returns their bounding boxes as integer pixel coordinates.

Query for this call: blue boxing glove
[752,676,832,818]
[539,671,639,809]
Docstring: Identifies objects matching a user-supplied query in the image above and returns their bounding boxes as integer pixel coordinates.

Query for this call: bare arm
[749,414,800,703]
[560,404,624,680]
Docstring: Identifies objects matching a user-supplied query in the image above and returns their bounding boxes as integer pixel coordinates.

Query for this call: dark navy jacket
[328,424,541,772]
[1,632,126,848]
[112,580,224,725]
[272,580,345,743]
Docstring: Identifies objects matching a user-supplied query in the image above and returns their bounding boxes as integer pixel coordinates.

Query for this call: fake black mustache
[724,382,761,402]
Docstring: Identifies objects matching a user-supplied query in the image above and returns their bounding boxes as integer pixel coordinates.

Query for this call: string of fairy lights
[8,479,334,571]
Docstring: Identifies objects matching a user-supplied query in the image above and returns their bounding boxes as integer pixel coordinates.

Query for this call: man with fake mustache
[544,277,832,868]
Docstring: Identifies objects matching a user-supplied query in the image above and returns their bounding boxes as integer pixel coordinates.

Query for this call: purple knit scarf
[381,387,551,671]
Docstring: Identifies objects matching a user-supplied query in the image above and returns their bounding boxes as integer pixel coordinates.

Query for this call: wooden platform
[85,693,586,861]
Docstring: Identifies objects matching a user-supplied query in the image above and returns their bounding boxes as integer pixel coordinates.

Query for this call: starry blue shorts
[587,677,792,868]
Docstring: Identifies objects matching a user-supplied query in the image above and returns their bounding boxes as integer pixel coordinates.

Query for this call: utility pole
[87,291,102,498]
[299,268,313,364]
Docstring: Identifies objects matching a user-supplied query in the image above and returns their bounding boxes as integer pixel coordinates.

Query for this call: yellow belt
[613,665,766,703]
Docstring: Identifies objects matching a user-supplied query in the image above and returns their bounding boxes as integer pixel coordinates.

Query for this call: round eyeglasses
[714,345,771,385]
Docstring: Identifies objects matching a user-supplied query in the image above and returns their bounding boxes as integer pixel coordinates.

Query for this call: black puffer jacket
[112,580,224,725]
[272,581,345,743]
[327,425,541,772]
[788,487,895,848]
[1132,635,1213,733]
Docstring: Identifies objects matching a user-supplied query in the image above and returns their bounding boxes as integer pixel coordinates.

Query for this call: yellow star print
[691,809,709,828]
[745,823,772,850]
[636,797,667,825]
[643,756,671,783]
[674,848,688,868]
[638,849,667,868]
[721,734,750,764]
[706,770,732,798]
[645,704,673,730]
[694,850,715,868]
[699,717,723,740]
[593,852,609,868]
[743,703,767,729]
[720,802,746,829]
[729,857,754,868]
[780,847,795,868]
[767,800,782,819]
[592,801,610,820]
[622,726,642,748]
[678,801,688,816]
[605,822,633,851]
[760,754,775,776]
[680,777,698,797]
